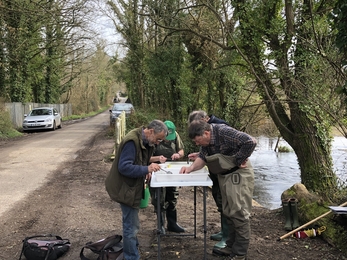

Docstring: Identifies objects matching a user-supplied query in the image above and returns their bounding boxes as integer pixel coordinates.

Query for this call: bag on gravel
[80,234,123,260]
[19,234,71,260]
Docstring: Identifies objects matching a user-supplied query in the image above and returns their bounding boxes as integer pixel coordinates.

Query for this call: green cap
[164,120,176,141]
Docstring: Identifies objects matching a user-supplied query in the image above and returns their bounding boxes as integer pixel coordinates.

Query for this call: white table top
[150,171,212,187]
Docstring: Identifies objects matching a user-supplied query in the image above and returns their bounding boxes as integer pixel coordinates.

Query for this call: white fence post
[112,111,127,159]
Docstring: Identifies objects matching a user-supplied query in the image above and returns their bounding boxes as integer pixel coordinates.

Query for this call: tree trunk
[289,109,337,193]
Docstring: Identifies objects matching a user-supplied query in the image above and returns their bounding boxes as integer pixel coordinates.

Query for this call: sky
[90,1,126,58]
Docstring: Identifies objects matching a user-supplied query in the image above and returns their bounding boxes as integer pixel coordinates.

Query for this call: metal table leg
[194,186,197,237]
[203,186,207,260]
[156,187,161,260]
[155,186,208,259]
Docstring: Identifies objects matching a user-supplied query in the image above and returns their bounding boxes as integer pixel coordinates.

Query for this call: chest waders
[205,127,254,258]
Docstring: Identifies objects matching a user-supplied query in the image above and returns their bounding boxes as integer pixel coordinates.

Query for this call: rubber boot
[210,231,222,241]
[282,199,292,231]
[213,214,229,249]
[166,210,185,233]
[290,198,300,229]
[210,213,223,241]
[158,211,166,235]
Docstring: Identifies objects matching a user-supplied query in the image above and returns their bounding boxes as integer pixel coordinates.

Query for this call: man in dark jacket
[187,110,230,250]
[105,120,168,260]
[150,120,185,234]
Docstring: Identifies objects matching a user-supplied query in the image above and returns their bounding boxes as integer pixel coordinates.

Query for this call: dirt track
[0,111,109,217]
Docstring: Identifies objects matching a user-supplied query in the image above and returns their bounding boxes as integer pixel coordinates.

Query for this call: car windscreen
[30,109,52,116]
[112,104,134,111]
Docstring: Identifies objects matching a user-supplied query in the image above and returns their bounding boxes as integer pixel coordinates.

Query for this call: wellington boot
[213,246,233,256]
[210,213,224,241]
[282,199,292,231]
[166,210,185,233]
[157,211,166,235]
[213,214,229,249]
[290,198,300,229]
[210,231,223,241]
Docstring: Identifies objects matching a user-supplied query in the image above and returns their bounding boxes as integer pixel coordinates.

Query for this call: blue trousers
[120,203,140,260]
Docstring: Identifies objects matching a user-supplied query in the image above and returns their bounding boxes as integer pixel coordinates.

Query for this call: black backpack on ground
[80,234,123,260]
[19,234,70,260]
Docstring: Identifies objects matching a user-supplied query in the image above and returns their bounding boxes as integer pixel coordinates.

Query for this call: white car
[22,107,62,132]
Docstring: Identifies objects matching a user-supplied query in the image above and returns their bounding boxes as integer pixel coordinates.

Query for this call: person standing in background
[105,120,168,260]
[150,120,185,234]
[180,120,256,260]
[187,110,230,250]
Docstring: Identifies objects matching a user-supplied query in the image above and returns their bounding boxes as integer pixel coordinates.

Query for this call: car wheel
[52,121,56,131]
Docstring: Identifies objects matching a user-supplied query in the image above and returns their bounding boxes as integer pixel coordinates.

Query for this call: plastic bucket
[140,185,150,209]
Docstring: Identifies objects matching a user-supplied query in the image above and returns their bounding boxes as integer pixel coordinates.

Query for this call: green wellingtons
[282,198,300,230]
[282,199,292,231]
[210,231,223,241]
[290,198,300,229]
[213,214,229,249]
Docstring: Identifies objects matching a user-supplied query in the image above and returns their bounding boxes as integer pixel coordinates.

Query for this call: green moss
[278,146,291,152]
[284,187,297,197]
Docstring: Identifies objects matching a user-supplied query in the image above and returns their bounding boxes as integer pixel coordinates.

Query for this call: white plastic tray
[151,166,211,187]
[160,161,192,168]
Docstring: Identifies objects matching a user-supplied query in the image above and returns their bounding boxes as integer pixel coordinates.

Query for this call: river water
[251,136,347,209]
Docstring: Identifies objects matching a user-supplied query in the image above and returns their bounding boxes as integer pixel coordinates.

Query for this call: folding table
[150,163,212,260]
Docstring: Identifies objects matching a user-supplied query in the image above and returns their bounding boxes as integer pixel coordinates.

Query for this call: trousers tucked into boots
[166,209,185,233]
[209,172,224,241]
[151,186,185,233]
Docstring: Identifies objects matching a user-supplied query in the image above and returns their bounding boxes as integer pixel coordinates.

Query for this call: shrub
[0,102,22,139]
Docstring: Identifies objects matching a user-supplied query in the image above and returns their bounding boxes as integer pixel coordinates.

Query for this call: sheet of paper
[329,206,347,214]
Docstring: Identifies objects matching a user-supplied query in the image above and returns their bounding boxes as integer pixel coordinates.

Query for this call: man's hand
[171,153,181,160]
[158,155,167,163]
[179,166,192,174]
[239,158,249,168]
[188,152,199,161]
[148,163,161,173]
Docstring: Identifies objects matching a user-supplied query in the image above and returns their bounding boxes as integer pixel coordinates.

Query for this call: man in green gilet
[105,120,168,260]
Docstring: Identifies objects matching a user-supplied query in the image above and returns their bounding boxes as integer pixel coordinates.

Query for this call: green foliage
[277,146,291,153]
[0,103,22,139]
[331,0,347,63]
[125,109,164,132]
[0,0,99,104]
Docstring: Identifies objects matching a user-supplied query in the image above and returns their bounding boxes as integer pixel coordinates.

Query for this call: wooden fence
[4,102,72,129]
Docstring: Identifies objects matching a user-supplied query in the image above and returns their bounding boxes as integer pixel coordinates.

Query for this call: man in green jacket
[150,120,185,233]
[105,120,168,260]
